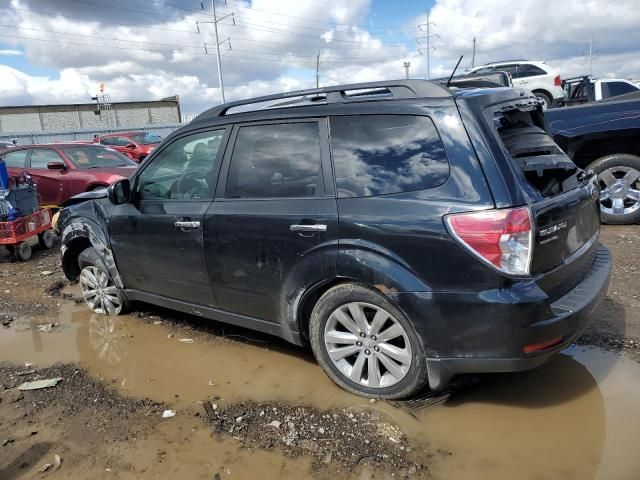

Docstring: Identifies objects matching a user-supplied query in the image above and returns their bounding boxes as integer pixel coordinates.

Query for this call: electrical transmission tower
[197,0,235,104]
[416,11,438,79]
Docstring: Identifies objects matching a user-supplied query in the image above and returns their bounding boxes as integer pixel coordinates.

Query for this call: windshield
[130,133,162,145]
[62,146,137,169]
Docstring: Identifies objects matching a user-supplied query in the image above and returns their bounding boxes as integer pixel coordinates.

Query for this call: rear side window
[2,149,28,168]
[330,115,449,198]
[515,64,546,78]
[225,123,322,199]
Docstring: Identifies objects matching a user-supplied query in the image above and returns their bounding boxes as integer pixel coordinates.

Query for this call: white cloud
[0,49,23,56]
[1,0,640,116]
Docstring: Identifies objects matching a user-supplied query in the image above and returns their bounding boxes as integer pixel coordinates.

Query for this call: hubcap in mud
[599,166,640,217]
[324,302,412,388]
[79,266,122,315]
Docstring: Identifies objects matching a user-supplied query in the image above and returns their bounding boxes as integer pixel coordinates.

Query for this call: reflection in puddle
[1,302,640,479]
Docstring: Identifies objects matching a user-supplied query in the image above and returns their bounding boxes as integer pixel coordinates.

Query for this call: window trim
[131,125,231,203]
[215,117,331,202]
[327,113,451,199]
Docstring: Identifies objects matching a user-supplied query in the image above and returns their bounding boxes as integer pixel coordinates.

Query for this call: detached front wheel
[309,284,429,399]
[78,247,124,315]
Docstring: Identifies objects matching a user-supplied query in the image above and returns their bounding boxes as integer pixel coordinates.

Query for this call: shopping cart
[0,208,55,261]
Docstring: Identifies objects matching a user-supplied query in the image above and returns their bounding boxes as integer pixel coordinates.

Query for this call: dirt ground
[1,224,640,479]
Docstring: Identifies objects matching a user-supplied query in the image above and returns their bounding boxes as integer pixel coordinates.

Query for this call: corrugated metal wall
[0,123,182,145]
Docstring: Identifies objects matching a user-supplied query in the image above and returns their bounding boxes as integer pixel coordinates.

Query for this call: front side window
[115,137,133,147]
[225,123,322,199]
[2,149,28,168]
[330,115,449,198]
[29,149,64,169]
[137,130,225,200]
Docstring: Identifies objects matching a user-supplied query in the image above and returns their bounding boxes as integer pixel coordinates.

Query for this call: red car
[1,143,137,206]
[94,131,162,162]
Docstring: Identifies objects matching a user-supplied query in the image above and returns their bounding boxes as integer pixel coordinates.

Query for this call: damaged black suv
[57,80,611,399]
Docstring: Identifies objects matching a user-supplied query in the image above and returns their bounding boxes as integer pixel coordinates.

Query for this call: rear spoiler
[433,72,513,89]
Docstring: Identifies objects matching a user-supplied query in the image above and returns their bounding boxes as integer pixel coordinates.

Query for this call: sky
[0,0,639,115]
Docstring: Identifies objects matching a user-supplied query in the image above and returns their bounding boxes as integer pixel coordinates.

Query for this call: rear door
[204,118,338,323]
[27,148,71,206]
[108,128,228,306]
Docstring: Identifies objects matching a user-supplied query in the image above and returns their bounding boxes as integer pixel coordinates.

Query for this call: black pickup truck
[546,92,640,224]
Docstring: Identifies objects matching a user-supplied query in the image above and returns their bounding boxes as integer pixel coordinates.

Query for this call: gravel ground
[207,400,427,475]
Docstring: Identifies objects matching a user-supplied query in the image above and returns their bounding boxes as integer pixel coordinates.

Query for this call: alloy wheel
[79,266,122,315]
[324,302,412,388]
[598,166,640,217]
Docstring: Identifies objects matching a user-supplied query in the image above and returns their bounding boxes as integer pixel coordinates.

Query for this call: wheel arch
[570,130,640,168]
[293,244,430,344]
[60,217,123,288]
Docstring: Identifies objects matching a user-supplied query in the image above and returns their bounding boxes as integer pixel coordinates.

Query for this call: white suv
[467,60,564,108]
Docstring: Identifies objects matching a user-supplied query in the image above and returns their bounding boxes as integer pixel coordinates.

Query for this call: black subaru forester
[57,80,611,399]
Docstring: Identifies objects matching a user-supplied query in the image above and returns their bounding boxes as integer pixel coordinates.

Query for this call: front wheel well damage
[62,236,92,281]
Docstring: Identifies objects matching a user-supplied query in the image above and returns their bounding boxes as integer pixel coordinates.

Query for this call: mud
[1,225,640,479]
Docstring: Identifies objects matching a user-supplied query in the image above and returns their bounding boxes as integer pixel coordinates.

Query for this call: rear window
[329,115,449,198]
[493,107,578,197]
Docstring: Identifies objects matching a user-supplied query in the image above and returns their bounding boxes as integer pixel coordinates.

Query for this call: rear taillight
[554,75,561,86]
[445,207,533,276]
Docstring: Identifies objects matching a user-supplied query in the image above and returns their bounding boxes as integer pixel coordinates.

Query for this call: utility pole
[471,36,476,68]
[197,1,234,104]
[403,61,411,79]
[416,11,438,79]
[588,34,593,75]
[316,51,320,88]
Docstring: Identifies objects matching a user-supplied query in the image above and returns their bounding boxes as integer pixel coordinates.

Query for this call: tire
[38,230,55,249]
[78,247,125,315]
[533,91,552,109]
[309,283,429,399]
[588,153,640,225]
[15,241,32,261]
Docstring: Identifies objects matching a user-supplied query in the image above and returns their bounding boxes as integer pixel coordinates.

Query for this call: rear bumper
[412,245,612,389]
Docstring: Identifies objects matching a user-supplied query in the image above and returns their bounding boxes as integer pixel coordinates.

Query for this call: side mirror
[47,161,66,170]
[126,143,136,149]
[107,178,131,205]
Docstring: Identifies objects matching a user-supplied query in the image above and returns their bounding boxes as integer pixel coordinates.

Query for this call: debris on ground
[1,313,14,327]
[179,338,194,343]
[162,409,176,418]
[18,377,63,391]
[37,323,58,333]
[40,270,54,276]
[205,400,426,474]
[1,437,14,446]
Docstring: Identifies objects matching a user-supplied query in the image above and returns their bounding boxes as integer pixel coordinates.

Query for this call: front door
[27,148,70,206]
[108,128,228,307]
[205,119,338,322]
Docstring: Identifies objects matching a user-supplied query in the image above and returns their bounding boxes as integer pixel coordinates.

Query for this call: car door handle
[174,221,201,230]
[290,224,327,232]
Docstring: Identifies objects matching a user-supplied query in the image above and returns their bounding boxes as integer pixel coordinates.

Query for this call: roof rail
[193,79,451,121]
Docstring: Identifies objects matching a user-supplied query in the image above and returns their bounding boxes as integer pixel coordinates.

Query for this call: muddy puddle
[2,297,640,479]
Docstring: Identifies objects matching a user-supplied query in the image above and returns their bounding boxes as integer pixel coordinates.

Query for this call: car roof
[11,143,106,148]
[98,131,145,138]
